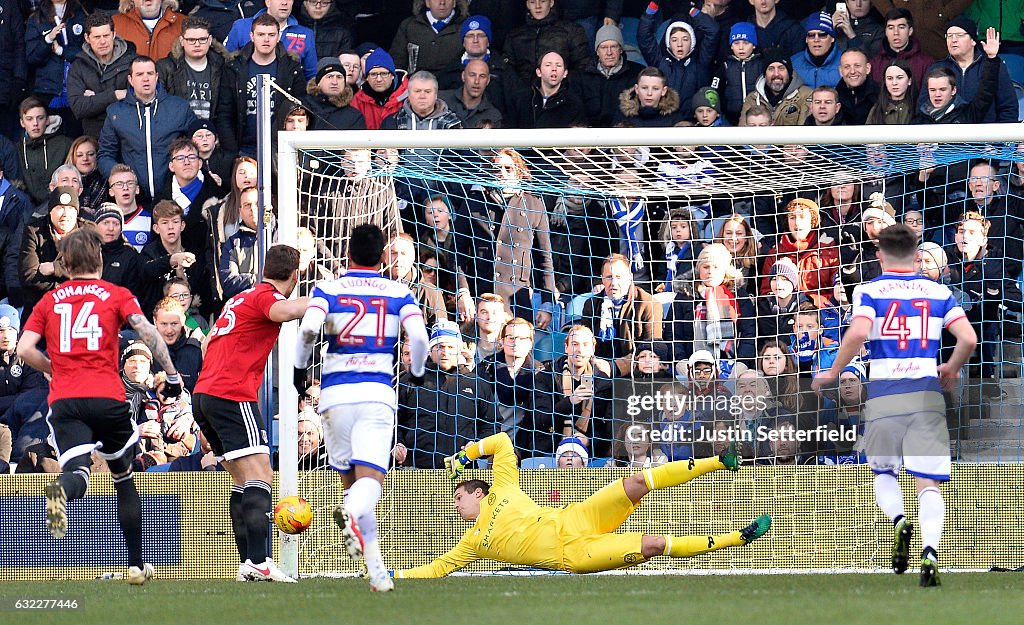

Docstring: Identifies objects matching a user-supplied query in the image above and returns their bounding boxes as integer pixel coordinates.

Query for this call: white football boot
[127,563,155,586]
[334,507,365,559]
[239,558,297,583]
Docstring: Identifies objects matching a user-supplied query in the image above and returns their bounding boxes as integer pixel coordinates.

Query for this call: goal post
[275,124,1024,578]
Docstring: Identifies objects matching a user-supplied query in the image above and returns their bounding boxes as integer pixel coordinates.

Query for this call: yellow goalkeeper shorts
[559,479,645,573]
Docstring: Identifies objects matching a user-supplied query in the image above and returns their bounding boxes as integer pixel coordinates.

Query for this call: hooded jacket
[25,3,89,97]
[303,78,367,130]
[351,70,409,130]
[98,84,198,200]
[790,43,841,89]
[638,11,719,119]
[613,84,685,127]
[503,9,591,85]
[112,0,187,60]
[760,230,840,308]
[215,42,306,153]
[224,9,318,80]
[156,38,236,120]
[389,0,468,73]
[67,37,136,138]
[380,98,463,130]
[739,72,812,125]
[19,132,74,205]
[294,0,354,59]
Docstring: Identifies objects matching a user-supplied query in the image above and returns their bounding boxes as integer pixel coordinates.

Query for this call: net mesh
[282,131,1024,575]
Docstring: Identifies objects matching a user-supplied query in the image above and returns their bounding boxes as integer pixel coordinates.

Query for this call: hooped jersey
[851,271,967,399]
[307,270,422,410]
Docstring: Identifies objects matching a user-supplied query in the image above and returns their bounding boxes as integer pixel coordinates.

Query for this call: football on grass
[274,496,313,534]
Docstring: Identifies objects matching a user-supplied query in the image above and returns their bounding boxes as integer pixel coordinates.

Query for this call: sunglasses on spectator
[806,31,831,39]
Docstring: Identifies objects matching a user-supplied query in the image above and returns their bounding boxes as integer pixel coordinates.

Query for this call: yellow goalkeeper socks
[642,457,724,490]
[662,532,744,558]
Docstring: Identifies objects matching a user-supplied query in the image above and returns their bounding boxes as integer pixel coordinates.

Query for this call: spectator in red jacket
[760,198,840,308]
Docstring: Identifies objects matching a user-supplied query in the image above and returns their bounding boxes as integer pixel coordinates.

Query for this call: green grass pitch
[3,573,1024,625]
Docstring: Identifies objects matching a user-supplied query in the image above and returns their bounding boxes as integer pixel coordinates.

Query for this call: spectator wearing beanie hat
[638,3,721,119]
[94,202,144,295]
[713,22,765,125]
[790,11,842,88]
[692,87,728,126]
[739,47,812,126]
[434,14,522,122]
[352,48,410,129]
[303,57,368,130]
[573,23,644,127]
[916,15,1018,123]
[756,256,810,342]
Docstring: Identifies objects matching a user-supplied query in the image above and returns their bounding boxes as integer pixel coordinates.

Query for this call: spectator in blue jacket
[98,55,198,202]
[790,11,841,89]
[25,0,89,135]
[917,15,1018,123]
[217,185,260,299]
[224,0,318,80]
[638,2,719,119]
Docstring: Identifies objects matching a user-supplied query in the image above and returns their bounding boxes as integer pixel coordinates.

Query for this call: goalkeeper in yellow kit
[393,432,771,578]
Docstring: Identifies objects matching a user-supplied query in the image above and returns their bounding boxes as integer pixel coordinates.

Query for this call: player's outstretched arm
[16,330,51,376]
[451,432,519,489]
[268,296,311,323]
[128,314,183,397]
[394,530,480,579]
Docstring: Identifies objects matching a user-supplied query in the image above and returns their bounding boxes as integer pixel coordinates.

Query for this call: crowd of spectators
[0,0,1022,473]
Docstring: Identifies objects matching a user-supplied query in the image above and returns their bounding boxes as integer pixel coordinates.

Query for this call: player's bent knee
[641,535,665,559]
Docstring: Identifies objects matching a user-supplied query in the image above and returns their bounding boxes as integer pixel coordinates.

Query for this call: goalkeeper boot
[740,514,772,544]
[892,517,914,574]
[127,563,154,586]
[719,441,742,472]
[334,507,365,559]
[919,555,940,588]
[45,479,67,539]
[240,558,297,583]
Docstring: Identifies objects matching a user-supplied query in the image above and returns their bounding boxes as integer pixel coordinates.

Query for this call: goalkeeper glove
[294,367,311,397]
[162,372,184,400]
[444,450,471,481]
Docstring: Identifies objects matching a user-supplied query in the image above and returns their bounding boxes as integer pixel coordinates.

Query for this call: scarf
[608,197,645,274]
[664,241,690,292]
[123,374,152,421]
[172,172,204,214]
[598,59,624,78]
[694,283,737,353]
[599,295,625,341]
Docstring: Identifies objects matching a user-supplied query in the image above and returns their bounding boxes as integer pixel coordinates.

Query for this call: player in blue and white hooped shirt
[294,224,429,592]
[813,224,977,588]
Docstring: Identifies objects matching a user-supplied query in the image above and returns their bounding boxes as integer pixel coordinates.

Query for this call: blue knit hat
[428,320,462,349]
[365,47,396,75]
[460,15,492,42]
[730,22,757,46]
[0,304,19,334]
[805,11,835,38]
[842,360,867,383]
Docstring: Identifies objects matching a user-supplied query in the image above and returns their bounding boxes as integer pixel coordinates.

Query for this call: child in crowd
[713,22,764,126]
[792,302,838,377]
[655,207,703,293]
[756,258,808,341]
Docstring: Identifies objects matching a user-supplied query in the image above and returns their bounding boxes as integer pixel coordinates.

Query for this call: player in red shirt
[17,227,183,586]
[192,244,308,583]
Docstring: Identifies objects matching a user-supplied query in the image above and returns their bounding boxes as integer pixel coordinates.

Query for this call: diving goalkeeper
[393,432,770,578]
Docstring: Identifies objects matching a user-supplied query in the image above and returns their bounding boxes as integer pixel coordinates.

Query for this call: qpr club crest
[10,364,22,378]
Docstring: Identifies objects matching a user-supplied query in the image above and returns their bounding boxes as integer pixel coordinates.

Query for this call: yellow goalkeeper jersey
[397,433,566,578]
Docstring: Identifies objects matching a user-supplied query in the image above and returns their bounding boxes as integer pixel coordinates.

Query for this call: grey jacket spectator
[18,126,73,206]
[67,33,136,138]
[390,0,469,74]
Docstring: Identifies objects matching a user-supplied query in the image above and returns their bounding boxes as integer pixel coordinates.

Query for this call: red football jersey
[194,283,287,402]
[23,279,143,403]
